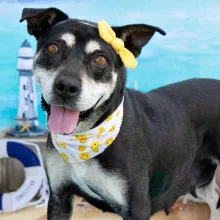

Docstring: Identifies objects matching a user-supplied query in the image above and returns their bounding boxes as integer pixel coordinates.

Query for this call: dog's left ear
[113,24,166,57]
[20,7,69,39]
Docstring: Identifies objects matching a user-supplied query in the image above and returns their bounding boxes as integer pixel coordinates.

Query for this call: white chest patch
[45,148,128,209]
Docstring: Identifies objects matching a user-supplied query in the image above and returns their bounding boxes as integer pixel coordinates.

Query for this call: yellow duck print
[106,114,113,122]
[105,137,115,147]
[60,152,70,162]
[90,141,101,152]
[60,142,67,148]
[74,135,88,143]
[109,125,116,132]
[78,146,86,152]
[79,152,91,160]
[98,127,106,133]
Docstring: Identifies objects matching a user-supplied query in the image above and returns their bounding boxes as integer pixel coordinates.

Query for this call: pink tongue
[48,105,80,134]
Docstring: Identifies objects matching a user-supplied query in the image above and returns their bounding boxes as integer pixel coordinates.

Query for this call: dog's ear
[20,8,68,39]
[113,24,166,57]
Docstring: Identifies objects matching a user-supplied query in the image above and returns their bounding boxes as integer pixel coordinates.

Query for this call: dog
[20,7,220,220]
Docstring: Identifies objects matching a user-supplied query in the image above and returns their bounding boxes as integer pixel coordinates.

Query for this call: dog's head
[20,7,165,134]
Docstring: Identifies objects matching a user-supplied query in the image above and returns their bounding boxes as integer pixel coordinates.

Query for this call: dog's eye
[94,56,107,66]
[48,44,59,55]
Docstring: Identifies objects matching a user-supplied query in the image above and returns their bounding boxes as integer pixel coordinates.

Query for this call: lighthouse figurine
[7,40,47,137]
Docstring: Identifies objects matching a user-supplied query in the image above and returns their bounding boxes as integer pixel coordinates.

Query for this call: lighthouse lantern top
[17,40,33,71]
[18,39,33,58]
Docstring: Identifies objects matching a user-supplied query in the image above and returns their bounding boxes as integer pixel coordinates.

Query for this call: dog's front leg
[47,190,74,220]
[125,181,151,220]
[44,142,75,220]
[127,200,151,220]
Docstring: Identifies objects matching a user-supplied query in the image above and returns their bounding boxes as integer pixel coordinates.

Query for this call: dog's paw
[171,201,186,215]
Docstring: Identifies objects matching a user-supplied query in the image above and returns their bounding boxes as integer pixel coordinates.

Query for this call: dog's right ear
[20,8,68,39]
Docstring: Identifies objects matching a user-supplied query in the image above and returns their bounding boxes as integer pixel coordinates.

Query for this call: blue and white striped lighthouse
[17,40,37,122]
[7,40,47,137]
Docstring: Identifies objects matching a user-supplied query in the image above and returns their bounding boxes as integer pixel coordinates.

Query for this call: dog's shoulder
[146,78,220,100]
[125,78,220,117]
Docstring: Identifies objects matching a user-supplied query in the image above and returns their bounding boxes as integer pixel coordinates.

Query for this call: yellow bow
[98,20,137,69]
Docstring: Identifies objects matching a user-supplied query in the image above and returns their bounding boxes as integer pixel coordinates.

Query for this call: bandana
[51,99,124,164]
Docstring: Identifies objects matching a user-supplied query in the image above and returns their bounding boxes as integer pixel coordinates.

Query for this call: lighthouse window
[23,85,26,90]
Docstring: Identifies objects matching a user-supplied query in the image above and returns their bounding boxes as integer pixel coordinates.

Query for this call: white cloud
[165,32,206,40]
[207,12,220,24]
[140,50,155,58]
[212,41,220,45]
[197,44,210,50]
[172,11,187,19]
[164,44,193,53]
[215,13,220,24]
[163,43,219,55]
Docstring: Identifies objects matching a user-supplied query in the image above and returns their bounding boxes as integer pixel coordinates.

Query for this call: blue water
[1,0,220,131]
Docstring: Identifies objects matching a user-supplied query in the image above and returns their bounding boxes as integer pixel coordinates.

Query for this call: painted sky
[0,0,220,130]
[1,0,220,84]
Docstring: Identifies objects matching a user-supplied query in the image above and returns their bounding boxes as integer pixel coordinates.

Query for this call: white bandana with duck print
[51,99,124,164]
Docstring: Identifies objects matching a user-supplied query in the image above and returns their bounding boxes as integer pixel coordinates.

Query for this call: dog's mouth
[47,105,80,135]
[41,96,102,135]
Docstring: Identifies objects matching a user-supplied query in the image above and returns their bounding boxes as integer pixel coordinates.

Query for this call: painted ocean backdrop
[1,0,220,131]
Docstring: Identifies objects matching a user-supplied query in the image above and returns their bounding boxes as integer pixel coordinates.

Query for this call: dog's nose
[55,79,79,99]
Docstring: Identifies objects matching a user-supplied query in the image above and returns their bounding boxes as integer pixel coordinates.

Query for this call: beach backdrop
[1,0,220,131]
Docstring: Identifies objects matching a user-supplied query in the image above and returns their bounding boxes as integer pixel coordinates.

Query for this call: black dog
[20,8,220,220]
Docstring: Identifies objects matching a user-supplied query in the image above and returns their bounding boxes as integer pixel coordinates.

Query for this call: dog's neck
[74,107,105,133]
[75,92,124,133]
